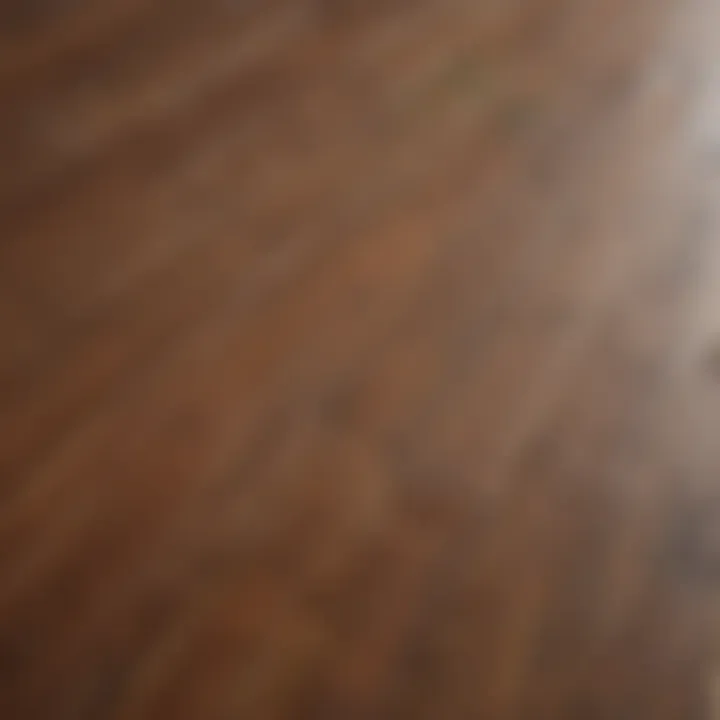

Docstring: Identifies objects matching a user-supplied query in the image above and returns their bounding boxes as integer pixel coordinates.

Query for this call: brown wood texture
[3,0,720,718]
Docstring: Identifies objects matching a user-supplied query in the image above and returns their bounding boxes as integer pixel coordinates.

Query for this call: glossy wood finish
[3,1,720,718]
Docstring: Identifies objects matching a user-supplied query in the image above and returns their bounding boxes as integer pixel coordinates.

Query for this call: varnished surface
[3,1,720,717]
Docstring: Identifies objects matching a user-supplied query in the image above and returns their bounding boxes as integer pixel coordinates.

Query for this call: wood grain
[2,0,720,718]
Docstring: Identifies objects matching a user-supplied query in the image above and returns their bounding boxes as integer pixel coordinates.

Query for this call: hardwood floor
[3,0,720,717]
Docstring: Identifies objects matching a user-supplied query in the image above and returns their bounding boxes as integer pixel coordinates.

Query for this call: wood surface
[2,0,720,718]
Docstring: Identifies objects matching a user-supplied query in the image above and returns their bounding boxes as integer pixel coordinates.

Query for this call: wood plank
[2,1,720,718]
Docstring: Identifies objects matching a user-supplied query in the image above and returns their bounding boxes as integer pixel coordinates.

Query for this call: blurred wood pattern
[3,0,720,718]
